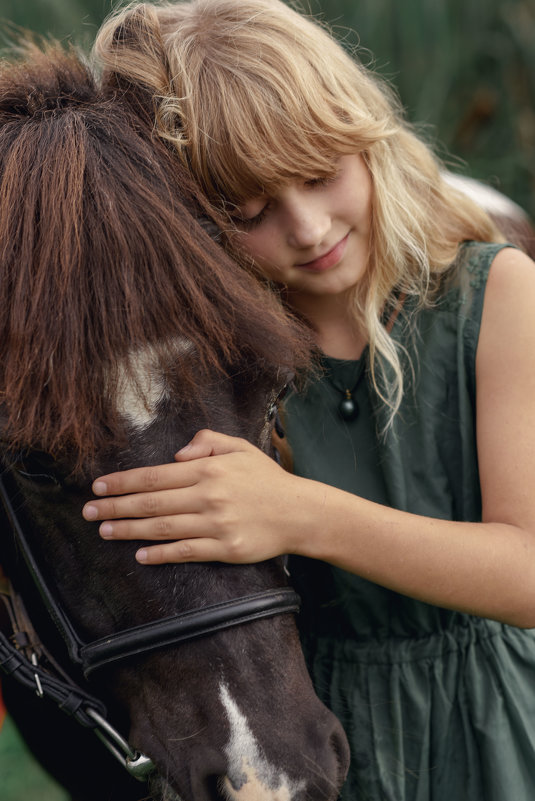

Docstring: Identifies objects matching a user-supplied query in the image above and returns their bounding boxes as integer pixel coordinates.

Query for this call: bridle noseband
[0,470,300,781]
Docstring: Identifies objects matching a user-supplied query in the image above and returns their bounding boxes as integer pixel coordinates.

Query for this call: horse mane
[0,41,310,466]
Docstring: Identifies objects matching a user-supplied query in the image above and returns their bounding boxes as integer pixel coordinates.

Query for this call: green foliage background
[1,0,533,218]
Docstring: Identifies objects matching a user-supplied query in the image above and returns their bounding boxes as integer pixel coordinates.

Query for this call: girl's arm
[83,247,535,628]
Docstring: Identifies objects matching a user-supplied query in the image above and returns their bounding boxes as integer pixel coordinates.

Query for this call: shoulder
[444,242,534,332]
[454,240,516,297]
[481,246,535,337]
[477,246,535,383]
[430,241,508,322]
[485,245,535,301]
[411,243,535,399]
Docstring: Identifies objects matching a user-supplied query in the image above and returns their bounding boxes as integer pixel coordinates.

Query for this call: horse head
[0,43,349,801]
[444,172,535,260]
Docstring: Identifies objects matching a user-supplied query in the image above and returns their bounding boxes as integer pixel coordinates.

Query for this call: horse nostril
[330,723,351,797]
[207,774,227,801]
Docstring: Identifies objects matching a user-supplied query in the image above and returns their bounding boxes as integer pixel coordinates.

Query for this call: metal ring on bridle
[0,470,301,783]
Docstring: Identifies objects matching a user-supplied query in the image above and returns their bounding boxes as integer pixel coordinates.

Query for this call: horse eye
[16,468,60,486]
[12,452,61,486]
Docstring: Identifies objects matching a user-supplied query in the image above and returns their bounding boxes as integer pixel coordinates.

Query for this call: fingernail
[93,481,108,495]
[100,523,114,538]
[83,504,98,521]
[177,442,192,454]
[136,549,148,563]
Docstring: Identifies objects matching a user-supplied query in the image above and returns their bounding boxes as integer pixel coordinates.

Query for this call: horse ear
[0,41,95,123]
[97,5,173,124]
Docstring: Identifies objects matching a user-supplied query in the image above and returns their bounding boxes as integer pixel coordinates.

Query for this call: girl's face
[231,154,372,313]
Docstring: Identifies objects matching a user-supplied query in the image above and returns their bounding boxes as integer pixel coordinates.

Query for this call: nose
[284,191,331,250]
[146,707,349,801]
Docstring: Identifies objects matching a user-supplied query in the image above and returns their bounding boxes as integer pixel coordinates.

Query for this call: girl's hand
[82,430,306,565]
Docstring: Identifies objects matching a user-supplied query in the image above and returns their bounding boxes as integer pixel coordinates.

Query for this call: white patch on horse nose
[114,340,192,429]
[219,683,305,801]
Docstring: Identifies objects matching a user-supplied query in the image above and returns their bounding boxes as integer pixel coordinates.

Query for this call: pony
[444,172,535,260]
[0,42,350,801]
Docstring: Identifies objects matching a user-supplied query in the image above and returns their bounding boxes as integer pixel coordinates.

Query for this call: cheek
[237,230,268,259]
[235,232,284,278]
[357,183,373,228]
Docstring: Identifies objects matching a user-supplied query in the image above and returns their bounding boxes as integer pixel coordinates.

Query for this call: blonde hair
[94,0,502,417]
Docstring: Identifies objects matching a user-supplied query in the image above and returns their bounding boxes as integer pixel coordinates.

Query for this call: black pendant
[338,389,359,421]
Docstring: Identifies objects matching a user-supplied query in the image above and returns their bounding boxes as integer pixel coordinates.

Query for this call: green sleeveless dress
[284,242,535,801]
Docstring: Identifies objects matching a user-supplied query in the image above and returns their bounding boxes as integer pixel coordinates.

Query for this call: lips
[296,233,350,272]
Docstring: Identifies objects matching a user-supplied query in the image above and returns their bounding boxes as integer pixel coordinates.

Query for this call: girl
[86,1,535,798]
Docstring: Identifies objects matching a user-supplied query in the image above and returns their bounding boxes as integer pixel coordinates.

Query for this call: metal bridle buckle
[31,652,44,697]
[0,469,300,787]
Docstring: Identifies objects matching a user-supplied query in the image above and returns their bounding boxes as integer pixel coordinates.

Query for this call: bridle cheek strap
[0,470,301,780]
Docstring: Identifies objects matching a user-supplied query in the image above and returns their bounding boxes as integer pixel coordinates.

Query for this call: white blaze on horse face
[219,683,306,801]
[115,345,167,429]
[114,340,192,429]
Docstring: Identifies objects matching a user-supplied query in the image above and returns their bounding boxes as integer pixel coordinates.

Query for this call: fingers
[83,487,197,523]
[102,517,258,565]
[88,431,253,497]
[81,430,275,567]
[135,539,229,566]
[98,512,201,542]
[175,429,252,462]
[90,461,198,499]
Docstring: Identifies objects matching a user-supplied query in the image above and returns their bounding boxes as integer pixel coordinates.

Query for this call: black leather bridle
[0,470,300,780]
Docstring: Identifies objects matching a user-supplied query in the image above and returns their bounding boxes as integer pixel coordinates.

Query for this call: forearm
[292,478,535,628]
[82,425,535,628]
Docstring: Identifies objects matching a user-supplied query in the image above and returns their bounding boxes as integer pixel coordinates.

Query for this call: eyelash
[304,173,338,188]
[236,205,270,230]
[235,170,340,230]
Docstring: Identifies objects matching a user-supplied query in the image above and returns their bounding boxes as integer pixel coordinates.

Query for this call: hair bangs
[97,0,397,207]
[175,67,382,207]
[149,0,391,204]
[197,97,352,207]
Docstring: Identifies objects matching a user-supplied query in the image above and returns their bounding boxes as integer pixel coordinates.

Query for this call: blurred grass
[0,0,107,46]
[0,0,533,218]
[316,0,535,219]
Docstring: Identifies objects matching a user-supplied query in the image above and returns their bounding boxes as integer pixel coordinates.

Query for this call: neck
[317,325,367,360]
[285,291,367,360]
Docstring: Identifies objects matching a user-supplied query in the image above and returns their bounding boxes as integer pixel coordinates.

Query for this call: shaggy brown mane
[0,41,310,465]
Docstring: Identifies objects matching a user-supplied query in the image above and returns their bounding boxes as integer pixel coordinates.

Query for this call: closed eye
[231,168,340,229]
[232,202,270,230]
[304,171,339,188]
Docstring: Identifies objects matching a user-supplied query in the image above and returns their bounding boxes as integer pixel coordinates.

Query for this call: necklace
[322,354,367,422]
[320,292,406,422]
